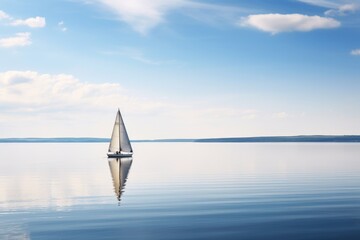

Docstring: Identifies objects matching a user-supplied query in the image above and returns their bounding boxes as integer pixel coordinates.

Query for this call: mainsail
[108,109,132,153]
[108,111,120,153]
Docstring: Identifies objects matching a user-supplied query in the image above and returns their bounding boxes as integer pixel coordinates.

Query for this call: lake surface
[1,143,360,239]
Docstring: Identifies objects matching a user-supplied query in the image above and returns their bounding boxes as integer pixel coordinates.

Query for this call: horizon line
[1,135,360,143]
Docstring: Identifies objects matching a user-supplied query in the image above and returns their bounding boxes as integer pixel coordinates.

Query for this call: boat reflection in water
[108,157,133,202]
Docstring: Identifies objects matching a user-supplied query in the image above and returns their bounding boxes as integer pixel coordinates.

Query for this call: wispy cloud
[239,13,340,34]
[350,49,360,55]
[58,21,67,32]
[0,32,31,48]
[297,0,340,8]
[0,10,10,20]
[325,3,359,16]
[89,0,247,34]
[92,0,185,34]
[298,1,359,16]
[101,47,167,65]
[11,16,46,28]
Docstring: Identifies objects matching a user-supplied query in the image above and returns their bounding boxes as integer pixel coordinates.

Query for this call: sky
[0,0,359,139]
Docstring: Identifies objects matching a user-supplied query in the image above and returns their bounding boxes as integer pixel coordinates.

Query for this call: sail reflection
[108,157,133,202]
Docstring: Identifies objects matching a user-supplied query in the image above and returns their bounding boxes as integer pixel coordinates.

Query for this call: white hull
[107,152,133,158]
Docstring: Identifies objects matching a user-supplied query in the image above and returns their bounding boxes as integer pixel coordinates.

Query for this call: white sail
[108,111,120,153]
[118,110,133,153]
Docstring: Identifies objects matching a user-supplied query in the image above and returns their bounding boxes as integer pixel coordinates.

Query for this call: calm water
[1,143,360,239]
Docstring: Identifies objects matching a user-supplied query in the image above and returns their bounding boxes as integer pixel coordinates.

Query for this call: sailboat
[107,109,133,158]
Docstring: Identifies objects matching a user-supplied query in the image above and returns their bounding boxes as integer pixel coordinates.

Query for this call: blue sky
[0,0,359,138]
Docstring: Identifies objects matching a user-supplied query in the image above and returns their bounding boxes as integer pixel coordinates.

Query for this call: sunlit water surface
[1,143,360,239]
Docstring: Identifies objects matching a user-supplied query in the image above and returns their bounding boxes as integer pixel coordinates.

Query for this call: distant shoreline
[1,135,360,143]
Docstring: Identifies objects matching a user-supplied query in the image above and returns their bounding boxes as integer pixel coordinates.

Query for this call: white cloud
[298,1,359,16]
[92,0,184,34]
[0,71,170,122]
[0,11,46,28]
[339,3,358,12]
[239,13,340,34]
[0,71,125,109]
[0,32,31,48]
[58,21,67,32]
[1,70,357,139]
[90,0,246,34]
[0,10,10,20]
[325,3,359,16]
[0,71,250,118]
[297,0,340,8]
[11,16,46,28]
[0,70,263,138]
[351,49,360,55]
